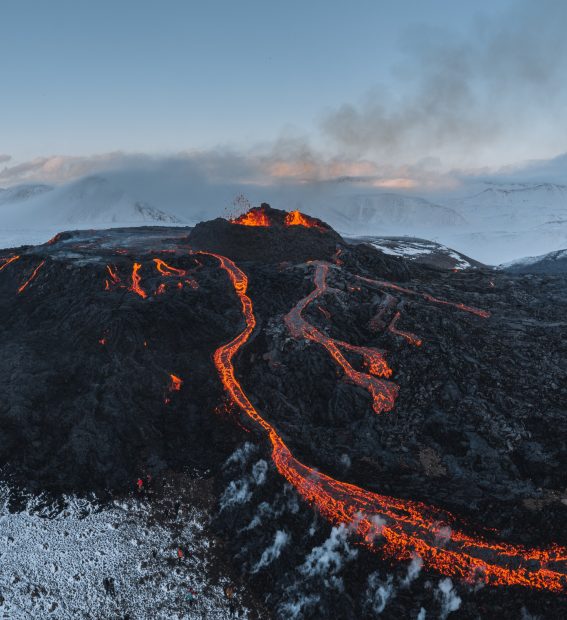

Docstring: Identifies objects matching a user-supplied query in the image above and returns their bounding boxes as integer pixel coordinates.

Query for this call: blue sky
[1,0,565,187]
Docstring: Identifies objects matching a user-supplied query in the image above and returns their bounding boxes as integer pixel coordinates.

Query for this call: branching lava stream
[203,250,567,593]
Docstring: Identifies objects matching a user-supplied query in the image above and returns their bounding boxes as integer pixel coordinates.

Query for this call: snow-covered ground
[0,481,251,619]
[349,236,481,270]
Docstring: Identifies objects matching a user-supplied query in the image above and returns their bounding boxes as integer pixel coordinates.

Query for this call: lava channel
[18,260,46,294]
[284,261,397,413]
[203,250,567,593]
[0,255,20,272]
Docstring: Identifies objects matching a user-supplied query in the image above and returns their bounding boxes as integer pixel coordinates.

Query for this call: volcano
[0,206,566,618]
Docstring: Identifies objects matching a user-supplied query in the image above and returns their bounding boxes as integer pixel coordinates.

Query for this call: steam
[298,524,358,591]
[364,571,394,614]
[321,1,567,169]
[220,443,268,511]
[252,530,290,573]
[436,578,462,619]
[401,554,423,588]
[242,484,299,532]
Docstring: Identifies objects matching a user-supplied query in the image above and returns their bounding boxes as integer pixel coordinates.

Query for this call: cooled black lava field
[0,205,566,619]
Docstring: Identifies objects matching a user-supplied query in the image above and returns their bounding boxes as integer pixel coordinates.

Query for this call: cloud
[321,1,567,169]
[0,155,11,164]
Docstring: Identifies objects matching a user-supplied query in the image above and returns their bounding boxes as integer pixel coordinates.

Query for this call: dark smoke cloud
[321,1,567,168]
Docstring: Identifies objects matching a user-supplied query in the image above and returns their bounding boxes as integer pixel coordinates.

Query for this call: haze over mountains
[1,172,567,265]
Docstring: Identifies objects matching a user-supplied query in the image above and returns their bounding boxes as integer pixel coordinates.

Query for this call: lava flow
[204,250,567,593]
[284,261,397,413]
[388,310,423,347]
[17,260,46,294]
[357,275,491,319]
[153,258,186,277]
[129,263,147,299]
[0,255,20,272]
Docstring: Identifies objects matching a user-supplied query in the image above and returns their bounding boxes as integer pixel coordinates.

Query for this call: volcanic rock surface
[0,210,566,618]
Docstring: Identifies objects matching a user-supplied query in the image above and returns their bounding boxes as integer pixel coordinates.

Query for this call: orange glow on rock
[230,207,270,227]
[18,260,46,294]
[284,210,321,229]
[169,374,183,391]
[203,250,567,594]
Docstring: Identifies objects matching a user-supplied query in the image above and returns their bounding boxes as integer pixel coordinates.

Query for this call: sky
[1,0,566,189]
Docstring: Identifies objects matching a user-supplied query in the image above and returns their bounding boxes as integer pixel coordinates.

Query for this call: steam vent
[188,203,344,262]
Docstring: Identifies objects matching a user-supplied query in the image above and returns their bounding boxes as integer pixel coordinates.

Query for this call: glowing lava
[388,311,423,347]
[284,209,322,229]
[284,261,397,413]
[104,264,121,290]
[204,250,567,593]
[0,255,20,272]
[169,374,183,391]
[357,276,491,319]
[129,263,147,299]
[17,260,46,294]
[230,207,270,227]
[153,258,186,277]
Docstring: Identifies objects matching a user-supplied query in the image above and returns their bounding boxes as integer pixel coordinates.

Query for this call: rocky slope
[0,208,565,618]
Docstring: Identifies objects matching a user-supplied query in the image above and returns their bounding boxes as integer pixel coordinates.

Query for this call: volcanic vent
[188,203,343,263]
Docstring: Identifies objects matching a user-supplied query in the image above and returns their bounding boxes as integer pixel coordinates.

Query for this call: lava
[357,275,491,319]
[204,250,567,593]
[388,311,423,347]
[169,374,183,391]
[129,263,147,299]
[230,207,270,227]
[284,210,321,228]
[0,255,20,272]
[153,258,186,277]
[17,260,46,294]
[284,261,397,413]
[104,264,121,290]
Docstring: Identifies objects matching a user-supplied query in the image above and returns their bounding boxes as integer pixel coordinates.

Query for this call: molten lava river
[197,251,567,594]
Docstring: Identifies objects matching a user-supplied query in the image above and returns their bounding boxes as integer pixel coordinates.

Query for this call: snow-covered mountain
[346,235,484,270]
[316,193,466,236]
[0,176,184,247]
[451,183,567,230]
[0,183,53,205]
[503,247,567,274]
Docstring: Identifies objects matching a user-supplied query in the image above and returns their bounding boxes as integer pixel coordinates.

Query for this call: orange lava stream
[204,250,567,593]
[17,260,46,294]
[388,311,423,347]
[0,255,20,272]
[357,276,491,319]
[284,210,321,228]
[129,263,147,299]
[153,258,187,277]
[284,261,397,413]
